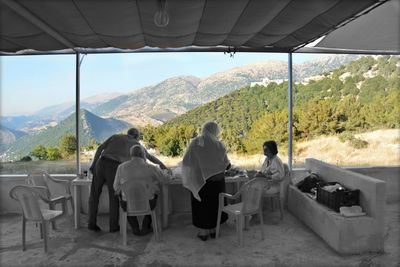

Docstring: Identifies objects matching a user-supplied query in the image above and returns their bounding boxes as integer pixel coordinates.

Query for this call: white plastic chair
[262,163,290,220]
[9,185,67,253]
[27,170,74,222]
[216,178,268,247]
[119,180,160,245]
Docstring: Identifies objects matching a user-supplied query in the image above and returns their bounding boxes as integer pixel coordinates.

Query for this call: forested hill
[141,56,399,156]
[2,110,131,161]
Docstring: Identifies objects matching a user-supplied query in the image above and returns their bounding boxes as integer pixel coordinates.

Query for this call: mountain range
[1,110,131,161]
[145,55,399,155]
[2,54,360,131]
[0,54,364,161]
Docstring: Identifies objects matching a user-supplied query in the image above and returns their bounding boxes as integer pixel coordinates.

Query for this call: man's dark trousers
[88,157,120,231]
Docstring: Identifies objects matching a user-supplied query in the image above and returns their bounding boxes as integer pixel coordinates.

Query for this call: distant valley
[0,110,131,161]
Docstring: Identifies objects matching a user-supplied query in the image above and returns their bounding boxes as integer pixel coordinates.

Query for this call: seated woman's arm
[268,160,285,181]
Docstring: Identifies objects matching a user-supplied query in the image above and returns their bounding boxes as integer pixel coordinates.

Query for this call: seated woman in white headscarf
[255,140,285,194]
[181,121,231,241]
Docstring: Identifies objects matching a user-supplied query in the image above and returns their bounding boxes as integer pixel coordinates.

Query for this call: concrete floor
[0,202,399,267]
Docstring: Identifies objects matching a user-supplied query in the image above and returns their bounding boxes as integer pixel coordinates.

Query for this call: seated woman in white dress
[255,140,285,194]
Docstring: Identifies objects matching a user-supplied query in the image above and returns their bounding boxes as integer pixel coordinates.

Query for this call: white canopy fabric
[299,0,400,54]
[1,0,396,55]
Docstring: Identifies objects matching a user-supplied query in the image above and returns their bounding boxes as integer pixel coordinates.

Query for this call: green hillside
[3,110,132,161]
[141,56,400,156]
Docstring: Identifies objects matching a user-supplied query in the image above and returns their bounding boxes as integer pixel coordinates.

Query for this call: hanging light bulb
[154,0,169,27]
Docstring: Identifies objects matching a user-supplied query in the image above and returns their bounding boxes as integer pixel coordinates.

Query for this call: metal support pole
[75,53,81,174]
[288,53,293,171]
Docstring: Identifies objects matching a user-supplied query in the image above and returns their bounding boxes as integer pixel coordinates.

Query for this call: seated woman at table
[255,140,285,194]
[114,145,170,235]
[181,121,231,241]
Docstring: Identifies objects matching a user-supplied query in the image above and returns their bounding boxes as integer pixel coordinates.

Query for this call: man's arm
[145,150,167,169]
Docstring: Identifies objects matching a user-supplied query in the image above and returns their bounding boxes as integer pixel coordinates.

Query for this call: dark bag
[296,173,323,193]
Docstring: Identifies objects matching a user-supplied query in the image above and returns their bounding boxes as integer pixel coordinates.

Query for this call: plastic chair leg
[258,208,264,240]
[278,197,284,220]
[40,223,43,239]
[238,215,244,247]
[42,221,48,253]
[69,198,75,216]
[235,216,240,244]
[22,217,26,251]
[119,208,123,236]
[49,203,57,230]
[156,204,162,234]
[151,211,159,241]
[215,206,222,238]
[122,212,127,246]
[244,215,250,230]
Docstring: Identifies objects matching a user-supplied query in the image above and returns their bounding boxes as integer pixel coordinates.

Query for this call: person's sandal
[197,233,208,241]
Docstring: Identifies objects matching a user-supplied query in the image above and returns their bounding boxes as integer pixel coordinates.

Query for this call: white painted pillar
[75,53,81,174]
[288,53,293,171]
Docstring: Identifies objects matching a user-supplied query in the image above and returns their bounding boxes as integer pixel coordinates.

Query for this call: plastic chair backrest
[121,180,151,214]
[10,185,44,221]
[241,178,266,214]
[280,163,290,192]
[27,171,50,189]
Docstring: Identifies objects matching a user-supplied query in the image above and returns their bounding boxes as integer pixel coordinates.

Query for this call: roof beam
[1,0,76,50]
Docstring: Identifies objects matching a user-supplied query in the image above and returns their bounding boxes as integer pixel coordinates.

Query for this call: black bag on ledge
[296,173,323,193]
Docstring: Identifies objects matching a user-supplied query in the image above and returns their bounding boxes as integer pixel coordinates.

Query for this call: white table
[71,177,91,229]
[71,175,249,229]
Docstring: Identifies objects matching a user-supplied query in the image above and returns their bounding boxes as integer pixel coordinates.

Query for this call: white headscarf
[181,122,230,201]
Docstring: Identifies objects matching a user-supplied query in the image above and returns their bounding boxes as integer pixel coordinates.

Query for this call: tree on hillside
[342,77,359,96]
[295,100,340,139]
[140,125,159,149]
[361,91,400,128]
[336,95,366,131]
[359,75,388,104]
[377,56,398,77]
[60,134,76,156]
[220,128,246,153]
[30,145,47,160]
[244,109,290,154]
[83,138,98,151]
[46,146,62,161]
[156,124,197,156]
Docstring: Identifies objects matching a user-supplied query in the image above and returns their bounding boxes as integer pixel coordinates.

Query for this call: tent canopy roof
[1,0,398,55]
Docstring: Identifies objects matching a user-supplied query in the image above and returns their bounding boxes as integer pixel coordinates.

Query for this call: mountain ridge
[1,109,132,161]
[1,54,361,131]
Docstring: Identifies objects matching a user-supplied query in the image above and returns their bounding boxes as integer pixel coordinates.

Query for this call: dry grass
[158,129,400,169]
[294,129,400,167]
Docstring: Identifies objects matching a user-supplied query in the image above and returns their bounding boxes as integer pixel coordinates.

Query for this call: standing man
[88,127,167,232]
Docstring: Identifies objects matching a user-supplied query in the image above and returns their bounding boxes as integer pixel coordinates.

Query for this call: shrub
[30,145,48,160]
[349,138,369,149]
[338,132,354,143]
[338,132,368,149]
[46,146,63,161]
[20,156,32,162]
[60,134,76,156]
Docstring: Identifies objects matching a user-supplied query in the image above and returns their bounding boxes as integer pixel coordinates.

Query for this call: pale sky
[1,52,319,116]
